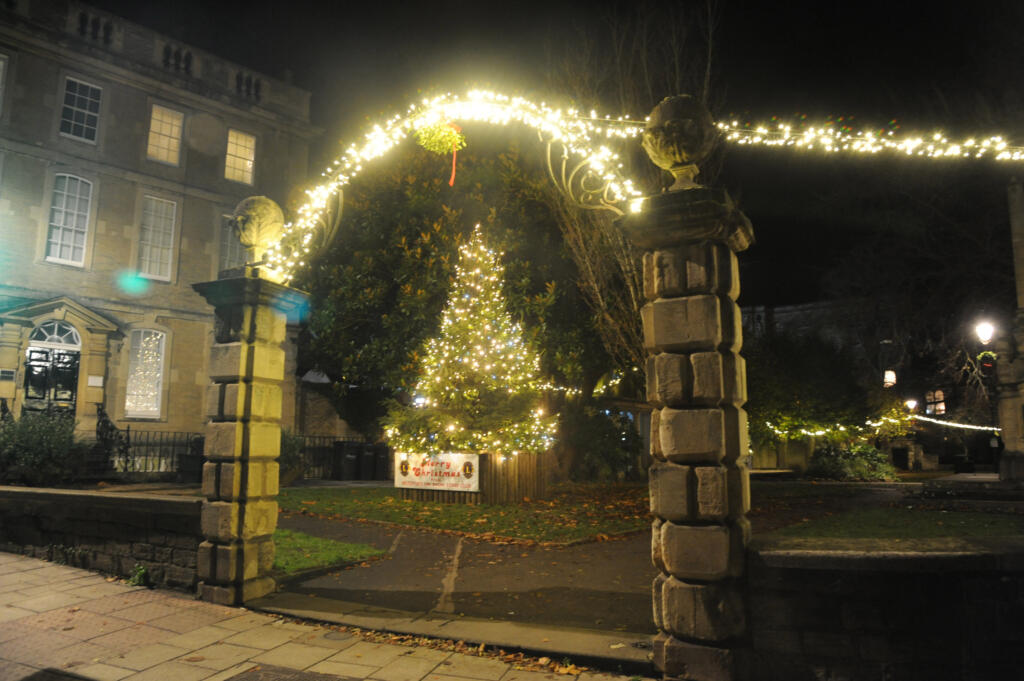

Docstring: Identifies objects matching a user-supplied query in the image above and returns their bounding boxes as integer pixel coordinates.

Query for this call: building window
[125,329,165,418]
[925,390,946,415]
[146,104,183,165]
[224,129,255,184]
[59,77,102,142]
[138,195,176,280]
[219,214,251,271]
[0,54,8,115]
[46,174,92,266]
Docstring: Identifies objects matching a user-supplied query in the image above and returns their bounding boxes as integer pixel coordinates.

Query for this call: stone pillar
[623,187,753,681]
[192,266,308,604]
[621,95,754,681]
[999,179,1024,482]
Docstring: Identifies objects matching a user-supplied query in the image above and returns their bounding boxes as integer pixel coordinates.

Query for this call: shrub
[0,409,86,486]
[557,406,643,482]
[806,442,897,481]
[279,428,305,473]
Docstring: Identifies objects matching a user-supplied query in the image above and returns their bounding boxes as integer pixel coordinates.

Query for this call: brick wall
[748,542,1024,681]
[0,487,201,590]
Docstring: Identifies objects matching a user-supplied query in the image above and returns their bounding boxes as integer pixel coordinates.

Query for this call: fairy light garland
[718,119,1024,161]
[383,225,558,458]
[265,90,644,282]
[768,412,1000,440]
[264,88,1024,285]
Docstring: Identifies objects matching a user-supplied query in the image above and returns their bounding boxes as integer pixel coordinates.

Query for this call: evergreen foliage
[383,225,557,456]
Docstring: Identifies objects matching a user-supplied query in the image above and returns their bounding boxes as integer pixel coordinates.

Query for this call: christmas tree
[384,225,557,457]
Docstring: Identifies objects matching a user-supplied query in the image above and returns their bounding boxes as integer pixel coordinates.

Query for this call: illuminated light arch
[266,90,645,281]
[268,89,1024,282]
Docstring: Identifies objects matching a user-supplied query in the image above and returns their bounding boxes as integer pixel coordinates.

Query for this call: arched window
[124,329,166,418]
[28,320,81,348]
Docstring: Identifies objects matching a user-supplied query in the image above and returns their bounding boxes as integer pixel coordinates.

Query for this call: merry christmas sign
[394,452,480,492]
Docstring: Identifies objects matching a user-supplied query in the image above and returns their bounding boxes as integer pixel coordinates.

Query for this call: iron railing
[295,436,390,481]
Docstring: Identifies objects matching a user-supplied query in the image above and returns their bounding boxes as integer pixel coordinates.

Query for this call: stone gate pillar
[621,96,753,681]
[192,266,307,604]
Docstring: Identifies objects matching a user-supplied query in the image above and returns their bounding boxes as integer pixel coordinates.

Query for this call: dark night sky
[88,0,1024,307]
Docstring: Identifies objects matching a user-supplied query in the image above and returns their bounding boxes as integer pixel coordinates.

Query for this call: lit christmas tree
[384,224,557,458]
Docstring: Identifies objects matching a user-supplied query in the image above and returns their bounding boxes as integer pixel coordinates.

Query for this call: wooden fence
[398,451,553,505]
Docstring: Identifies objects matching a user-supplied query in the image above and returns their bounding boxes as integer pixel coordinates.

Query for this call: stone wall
[748,541,1024,681]
[0,487,201,590]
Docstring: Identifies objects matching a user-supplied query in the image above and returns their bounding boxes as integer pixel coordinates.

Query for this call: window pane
[224,129,255,184]
[219,214,250,270]
[125,329,165,418]
[46,174,91,266]
[138,195,176,279]
[59,77,101,142]
[146,105,184,165]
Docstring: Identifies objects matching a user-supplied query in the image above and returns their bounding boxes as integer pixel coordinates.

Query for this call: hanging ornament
[415,121,467,186]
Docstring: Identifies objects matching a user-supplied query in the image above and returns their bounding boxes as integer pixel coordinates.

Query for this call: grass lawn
[273,528,384,575]
[278,484,650,543]
[770,508,1024,539]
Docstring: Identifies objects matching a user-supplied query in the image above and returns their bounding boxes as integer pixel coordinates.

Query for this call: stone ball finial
[231,196,284,263]
[641,95,717,191]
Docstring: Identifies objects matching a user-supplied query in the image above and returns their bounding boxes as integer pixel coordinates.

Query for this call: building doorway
[23,320,81,414]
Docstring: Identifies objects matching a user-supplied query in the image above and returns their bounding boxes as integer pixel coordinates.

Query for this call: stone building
[0,0,324,436]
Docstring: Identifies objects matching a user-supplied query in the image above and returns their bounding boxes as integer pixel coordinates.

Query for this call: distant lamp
[904,399,918,411]
[883,370,897,388]
[975,321,995,345]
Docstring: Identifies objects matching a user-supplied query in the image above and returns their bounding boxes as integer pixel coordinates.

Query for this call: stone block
[651,518,666,572]
[650,408,664,460]
[727,462,751,517]
[655,634,746,681]
[642,296,721,353]
[153,546,173,563]
[652,573,666,630]
[197,540,215,580]
[721,352,747,406]
[660,407,724,463]
[250,344,285,382]
[202,462,220,499]
[205,422,243,460]
[198,582,237,606]
[205,383,224,420]
[241,499,278,540]
[201,501,238,543]
[258,536,275,573]
[661,576,745,641]
[252,305,287,344]
[172,548,197,568]
[649,461,691,522]
[209,343,244,381]
[721,298,742,353]
[723,407,749,464]
[695,466,729,520]
[647,353,688,407]
[241,575,276,602]
[131,542,154,560]
[249,422,282,459]
[165,565,196,589]
[690,352,724,406]
[661,521,747,581]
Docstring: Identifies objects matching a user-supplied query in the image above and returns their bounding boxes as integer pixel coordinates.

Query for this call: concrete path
[0,552,653,681]
[275,515,657,635]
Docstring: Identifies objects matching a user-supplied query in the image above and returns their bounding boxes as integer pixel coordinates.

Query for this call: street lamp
[975,320,995,345]
[905,399,918,411]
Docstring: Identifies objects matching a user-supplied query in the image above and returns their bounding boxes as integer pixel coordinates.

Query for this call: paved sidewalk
[0,552,652,681]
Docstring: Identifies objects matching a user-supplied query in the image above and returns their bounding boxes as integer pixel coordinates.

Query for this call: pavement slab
[0,551,654,681]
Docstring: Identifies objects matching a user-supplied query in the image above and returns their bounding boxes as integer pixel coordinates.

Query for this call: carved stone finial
[641,95,717,191]
[231,196,285,263]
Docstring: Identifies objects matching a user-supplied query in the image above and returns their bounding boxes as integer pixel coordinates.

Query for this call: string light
[718,118,1024,161]
[384,225,558,458]
[265,90,644,282]
[264,88,1024,285]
